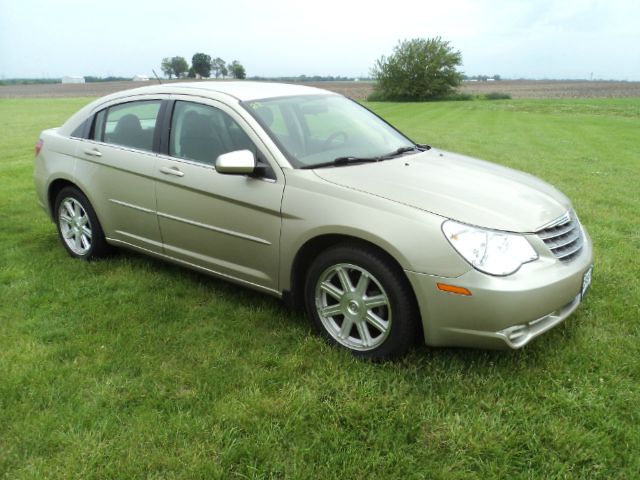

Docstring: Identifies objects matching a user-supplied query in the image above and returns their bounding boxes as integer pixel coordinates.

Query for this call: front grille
[536,211,584,262]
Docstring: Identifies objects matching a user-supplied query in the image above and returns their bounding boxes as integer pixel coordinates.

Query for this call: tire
[54,186,111,260]
[304,243,420,360]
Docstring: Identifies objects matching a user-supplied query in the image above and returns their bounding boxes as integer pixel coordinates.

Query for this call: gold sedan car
[34,82,593,359]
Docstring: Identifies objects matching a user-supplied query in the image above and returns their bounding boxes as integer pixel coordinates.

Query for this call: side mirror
[215,150,255,175]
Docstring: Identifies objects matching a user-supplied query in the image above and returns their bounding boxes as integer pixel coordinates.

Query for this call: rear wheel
[305,243,420,360]
[54,186,110,260]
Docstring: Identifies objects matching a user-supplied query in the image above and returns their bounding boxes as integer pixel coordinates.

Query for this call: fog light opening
[500,324,531,348]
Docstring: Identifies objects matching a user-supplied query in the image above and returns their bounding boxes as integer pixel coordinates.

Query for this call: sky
[1,0,639,80]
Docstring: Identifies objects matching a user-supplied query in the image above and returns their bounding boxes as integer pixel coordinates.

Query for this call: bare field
[458,80,640,99]
[2,79,640,100]
[316,80,640,99]
[0,80,375,100]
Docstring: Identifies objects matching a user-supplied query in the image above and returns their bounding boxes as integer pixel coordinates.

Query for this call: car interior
[107,113,155,151]
[170,102,256,165]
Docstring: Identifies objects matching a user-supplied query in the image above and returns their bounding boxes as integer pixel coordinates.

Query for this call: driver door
[154,99,284,292]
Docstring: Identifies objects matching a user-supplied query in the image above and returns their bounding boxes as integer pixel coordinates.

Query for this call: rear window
[95,100,161,152]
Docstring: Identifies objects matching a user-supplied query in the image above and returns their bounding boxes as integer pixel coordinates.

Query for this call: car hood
[312,149,571,232]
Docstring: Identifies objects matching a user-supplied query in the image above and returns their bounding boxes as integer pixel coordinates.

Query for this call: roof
[60,81,338,135]
[138,81,333,102]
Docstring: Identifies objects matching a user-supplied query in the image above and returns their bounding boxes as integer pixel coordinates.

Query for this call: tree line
[161,54,246,80]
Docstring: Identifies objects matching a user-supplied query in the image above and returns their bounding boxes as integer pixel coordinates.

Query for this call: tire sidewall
[304,244,418,360]
[54,187,106,260]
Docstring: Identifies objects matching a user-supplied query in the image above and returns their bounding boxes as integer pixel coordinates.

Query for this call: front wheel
[305,244,420,360]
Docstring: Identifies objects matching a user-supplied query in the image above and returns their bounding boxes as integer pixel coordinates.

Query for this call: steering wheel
[322,131,348,149]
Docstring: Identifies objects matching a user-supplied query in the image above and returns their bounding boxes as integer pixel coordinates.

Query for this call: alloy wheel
[314,263,392,351]
[58,197,92,256]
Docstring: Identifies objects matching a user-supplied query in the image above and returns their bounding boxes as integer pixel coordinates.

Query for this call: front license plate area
[581,266,593,300]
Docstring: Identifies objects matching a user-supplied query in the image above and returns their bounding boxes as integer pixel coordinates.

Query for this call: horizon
[3,76,639,83]
[2,0,639,81]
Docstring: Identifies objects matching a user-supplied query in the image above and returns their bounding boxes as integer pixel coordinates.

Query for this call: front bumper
[406,230,593,349]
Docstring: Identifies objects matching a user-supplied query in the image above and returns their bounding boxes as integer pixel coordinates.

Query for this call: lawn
[1,96,639,479]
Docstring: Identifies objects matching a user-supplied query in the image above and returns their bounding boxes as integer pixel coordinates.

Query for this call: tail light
[35,139,44,156]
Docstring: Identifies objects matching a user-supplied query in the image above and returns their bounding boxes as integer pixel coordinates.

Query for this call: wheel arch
[287,233,425,348]
[287,234,418,313]
[48,178,83,220]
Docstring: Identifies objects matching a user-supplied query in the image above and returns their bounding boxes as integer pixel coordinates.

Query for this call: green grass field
[1,96,639,479]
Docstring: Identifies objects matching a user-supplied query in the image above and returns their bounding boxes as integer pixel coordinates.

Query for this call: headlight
[442,220,538,276]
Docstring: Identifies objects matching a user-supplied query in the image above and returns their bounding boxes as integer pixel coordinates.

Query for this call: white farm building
[61,76,85,84]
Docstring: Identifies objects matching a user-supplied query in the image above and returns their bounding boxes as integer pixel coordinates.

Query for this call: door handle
[159,166,185,177]
[84,148,102,157]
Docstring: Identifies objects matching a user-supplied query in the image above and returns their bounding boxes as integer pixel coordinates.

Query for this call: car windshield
[242,95,416,168]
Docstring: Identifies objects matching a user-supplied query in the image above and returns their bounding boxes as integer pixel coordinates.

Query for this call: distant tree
[192,53,212,78]
[492,74,501,81]
[211,57,228,79]
[371,37,463,100]
[228,60,246,80]
[187,66,196,78]
[171,56,189,78]
[161,57,173,79]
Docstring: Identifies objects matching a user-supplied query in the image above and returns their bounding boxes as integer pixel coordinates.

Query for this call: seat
[179,112,225,164]
[111,114,147,150]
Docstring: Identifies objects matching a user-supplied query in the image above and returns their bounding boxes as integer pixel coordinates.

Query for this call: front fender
[278,170,471,292]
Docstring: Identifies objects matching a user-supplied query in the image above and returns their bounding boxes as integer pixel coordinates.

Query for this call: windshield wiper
[381,145,430,158]
[381,146,418,158]
[300,156,381,169]
[300,144,429,169]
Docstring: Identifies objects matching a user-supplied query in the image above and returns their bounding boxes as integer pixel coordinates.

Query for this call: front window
[242,95,414,168]
[169,101,256,166]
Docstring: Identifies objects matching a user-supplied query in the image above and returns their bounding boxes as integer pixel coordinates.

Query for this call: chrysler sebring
[34,82,593,359]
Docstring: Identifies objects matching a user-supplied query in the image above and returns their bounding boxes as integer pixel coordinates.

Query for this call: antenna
[152,69,162,84]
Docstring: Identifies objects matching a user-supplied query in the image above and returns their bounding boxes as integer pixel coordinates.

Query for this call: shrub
[484,92,512,100]
[371,38,463,101]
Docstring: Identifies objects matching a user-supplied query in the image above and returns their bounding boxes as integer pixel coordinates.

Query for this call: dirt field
[2,79,640,100]
[458,80,640,99]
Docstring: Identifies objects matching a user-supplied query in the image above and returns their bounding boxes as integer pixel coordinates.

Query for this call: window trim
[90,109,106,142]
[158,99,175,156]
[70,117,92,139]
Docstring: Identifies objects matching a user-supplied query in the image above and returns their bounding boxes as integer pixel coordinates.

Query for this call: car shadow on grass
[98,246,306,323]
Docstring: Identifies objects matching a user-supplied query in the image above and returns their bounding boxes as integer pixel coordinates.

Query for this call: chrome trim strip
[537,211,572,231]
[537,209,584,262]
[156,211,271,245]
[546,230,581,249]
[555,241,584,260]
[537,221,575,240]
[114,231,164,249]
[105,237,280,296]
[108,199,155,214]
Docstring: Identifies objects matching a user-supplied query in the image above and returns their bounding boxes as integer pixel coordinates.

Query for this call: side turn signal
[437,283,472,296]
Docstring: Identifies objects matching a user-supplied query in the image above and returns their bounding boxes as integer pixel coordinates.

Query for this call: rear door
[74,98,164,252]
[154,98,284,292]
